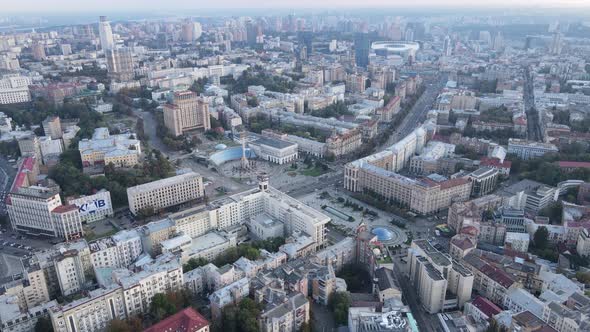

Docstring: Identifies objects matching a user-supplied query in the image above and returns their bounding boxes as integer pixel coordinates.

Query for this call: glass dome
[372,227,393,241]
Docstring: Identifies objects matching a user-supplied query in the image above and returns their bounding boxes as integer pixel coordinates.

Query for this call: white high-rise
[98,16,115,50]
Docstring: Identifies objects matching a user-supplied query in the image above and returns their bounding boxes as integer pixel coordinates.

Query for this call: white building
[248,214,285,240]
[0,74,31,105]
[89,230,142,269]
[507,139,559,160]
[127,171,204,215]
[503,288,546,318]
[504,232,530,252]
[209,278,250,319]
[247,135,298,165]
[67,190,113,223]
[78,128,141,171]
[7,186,84,241]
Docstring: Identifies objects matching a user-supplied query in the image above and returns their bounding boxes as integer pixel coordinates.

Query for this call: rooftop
[145,307,209,332]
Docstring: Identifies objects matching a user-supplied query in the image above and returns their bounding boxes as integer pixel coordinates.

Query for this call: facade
[407,240,474,313]
[7,186,84,241]
[67,190,114,223]
[507,139,559,160]
[209,278,250,319]
[577,229,590,257]
[89,230,142,269]
[78,128,141,171]
[0,74,31,104]
[49,286,127,332]
[127,172,204,215]
[505,232,530,252]
[259,293,309,332]
[163,91,211,137]
[42,116,63,139]
[106,47,134,82]
[98,16,115,50]
[469,167,499,197]
[18,135,42,162]
[248,136,298,165]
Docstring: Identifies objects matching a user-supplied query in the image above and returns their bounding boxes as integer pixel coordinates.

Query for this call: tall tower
[258,172,269,192]
[98,16,115,51]
[240,132,250,170]
[443,35,452,57]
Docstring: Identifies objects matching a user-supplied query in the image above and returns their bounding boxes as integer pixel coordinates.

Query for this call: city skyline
[3,0,590,13]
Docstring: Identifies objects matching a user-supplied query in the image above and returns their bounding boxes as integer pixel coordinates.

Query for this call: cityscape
[1,2,590,332]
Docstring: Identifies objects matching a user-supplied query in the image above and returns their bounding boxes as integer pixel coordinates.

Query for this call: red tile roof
[557,161,590,169]
[451,237,475,250]
[51,204,78,213]
[471,296,502,318]
[480,157,512,169]
[479,264,515,288]
[145,308,209,332]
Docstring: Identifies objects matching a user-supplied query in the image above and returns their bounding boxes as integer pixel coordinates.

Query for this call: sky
[4,0,590,13]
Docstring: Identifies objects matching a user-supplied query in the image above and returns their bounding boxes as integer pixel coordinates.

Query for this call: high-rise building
[182,21,203,42]
[60,44,72,56]
[7,186,84,241]
[354,32,370,68]
[298,31,313,57]
[42,115,62,139]
[163,91,211,137]
[246,21,261,47]
[550,32,563,55]
[105,47,134,82]
[98,16,115,50]
[443,35,452,56]
[31,42,46,61]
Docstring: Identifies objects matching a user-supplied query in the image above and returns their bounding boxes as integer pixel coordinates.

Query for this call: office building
[7,186,84,241]
[0,74,31,105]
[247,135,298,165]
[67,190,114,224]
[78,128,141,171]
[98,16,115,50]
[355,33,370,68]
[106,47,134,82]
[140,219,176,256]
[468,167,499,197]
[127,172,204,215]
[163,91,211,137]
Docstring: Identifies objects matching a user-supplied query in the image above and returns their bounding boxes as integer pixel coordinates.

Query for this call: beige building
[577,229,590,258]
[259,293,310,332]
[106,47,134,82]
[78,128,141,171]
[127,172,204,215]
[42,115,62,139]
[49,286,127,332]
[326,128,363,158]
[407,240,474,313]
[163,91,210,137]
[140,219,176,256]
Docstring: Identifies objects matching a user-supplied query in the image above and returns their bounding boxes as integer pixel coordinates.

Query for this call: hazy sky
[4,0,590,13]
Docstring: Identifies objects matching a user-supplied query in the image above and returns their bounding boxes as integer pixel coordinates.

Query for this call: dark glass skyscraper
[355,32,370,68]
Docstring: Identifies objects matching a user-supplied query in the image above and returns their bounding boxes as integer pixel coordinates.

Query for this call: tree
[329,292,351,326]
[337,264,372,292]
[105,317,143,332]
[220,298,261,332]
[149,293,176,321]
[35,316,54,332]
[534,226,549,250]
[183,257,209,272]
[539,202,563,224]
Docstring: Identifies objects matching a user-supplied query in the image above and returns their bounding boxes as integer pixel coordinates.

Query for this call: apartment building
[78,128,141,171]
[209,278,250,319]
[49,286,127,332]
[169,205,217,239]
[163,91,211,137]
[17,135,42,162]
[462,253,520,306]
[140,219,176,256]
[407,240,474,313]
[507,139,559,160]
[7,186,84,241]
[542,301,590,332]
[577,229,590,257]
[259,293,310,332]
[54,250,87,296]
[105,47,134,82]
[42,116,63,139]
[89,230,142,269]
[115,259,183,317]
[127,171,204,215]
[326,128,363,158]
[504,288,547,319]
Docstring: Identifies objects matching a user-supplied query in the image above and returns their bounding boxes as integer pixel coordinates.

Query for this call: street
[384,74,447,147]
